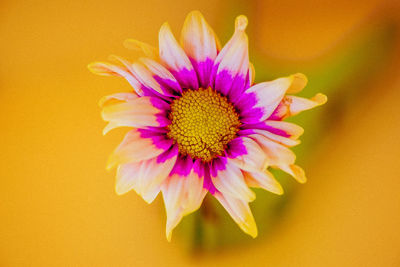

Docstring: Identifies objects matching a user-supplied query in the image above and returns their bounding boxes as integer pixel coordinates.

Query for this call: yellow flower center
[167,88,241,162]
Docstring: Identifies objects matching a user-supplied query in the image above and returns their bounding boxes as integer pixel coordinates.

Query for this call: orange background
[1,0,400,266]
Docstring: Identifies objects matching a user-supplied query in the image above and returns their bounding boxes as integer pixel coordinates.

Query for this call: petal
[246,120,304,147]
[115,147,178,203]
[269,93,327,120]
[88,62,143,95]
[159,22,198,89]
[123,39,158,59]
[129,61,175,98]
[180,10,218,88]
[107,129,170,170]
[239,75,296,123]
[286,93,328,115]
[253,129,300,147]
[229,137,269,172]
[250,134,296,166]
[212,15,249,99]
[211,158,255,202]
[214,192,257,238]
[140,57,182,94]
[263,120,304,139]
[101,96,169,134]
[162,158,207,241]
[277,164,307,184]
[286,73,308,94]
[243,170,283,195]
[98,92,138,108]
[249,62,255,86]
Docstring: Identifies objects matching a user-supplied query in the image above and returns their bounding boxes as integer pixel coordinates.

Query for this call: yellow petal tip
[235,15,248,31]
[314,93,328,105]
[166,230,172,242]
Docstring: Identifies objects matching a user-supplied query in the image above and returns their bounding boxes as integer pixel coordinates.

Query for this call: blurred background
[1,0,400,266]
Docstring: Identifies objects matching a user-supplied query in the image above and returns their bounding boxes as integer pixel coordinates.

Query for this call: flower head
[89,11,327,241]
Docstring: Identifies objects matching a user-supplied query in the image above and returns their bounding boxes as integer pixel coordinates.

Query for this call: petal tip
[243,220,258,238]
[314,93,328,105]
[88,62,109,76]
[106,156,116,171]
[235,15,248,31]
[187,10,203,18]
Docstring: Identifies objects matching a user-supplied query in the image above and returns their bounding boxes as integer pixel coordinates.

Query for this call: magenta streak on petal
[193,159,205,177]
[149,97,171,127]
[237,129,255,136]
[267,102,286,121]
[189,58,214,89]
[153,76,182,96]
[242,122,291,137]
[235,92,264,124]
[154,115,170,127]
[170,155,193,176]
[210,157,227,177]
[141,84,173,101]
[149,97,170,111]
[170,68,199,90]
[138,128,173,150]
[226,138,247,159]
[157,145,179,164]
[214,70,246,99]
[204,167,217,194]
[244,68,251,88]
[193,160,217,194]
[142,126,168,133]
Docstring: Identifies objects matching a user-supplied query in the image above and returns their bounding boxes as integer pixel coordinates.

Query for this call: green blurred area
[175,14,398,251]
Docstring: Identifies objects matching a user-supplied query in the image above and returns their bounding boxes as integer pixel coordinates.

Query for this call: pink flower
[89,11,327,241]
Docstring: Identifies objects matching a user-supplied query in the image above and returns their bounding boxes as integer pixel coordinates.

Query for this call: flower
[89,10,327,241]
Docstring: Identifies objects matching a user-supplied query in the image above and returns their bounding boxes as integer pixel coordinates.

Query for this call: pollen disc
[167,88,241,162]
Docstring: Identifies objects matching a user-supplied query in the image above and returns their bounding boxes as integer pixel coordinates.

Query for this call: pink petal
[212,15,249,97]
[158,22,198,89]
[181,11,218,87]
[140,57,182,94]
[241,76,294,122]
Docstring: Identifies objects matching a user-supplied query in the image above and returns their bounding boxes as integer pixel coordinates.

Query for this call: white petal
[243,170,283,195]
[159,22,198,89]
[230,137,268,172]
[101,96,165,134]
[123,39,158,59]
[98,92,138,108]
[116,152,177,203]
[88,62,142,95]
[180,10,218,63]
[250,134,296,166]
[286,93,328,116]
[107,129,168,170]
[211,160,255,202]
[162,170,207,241]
